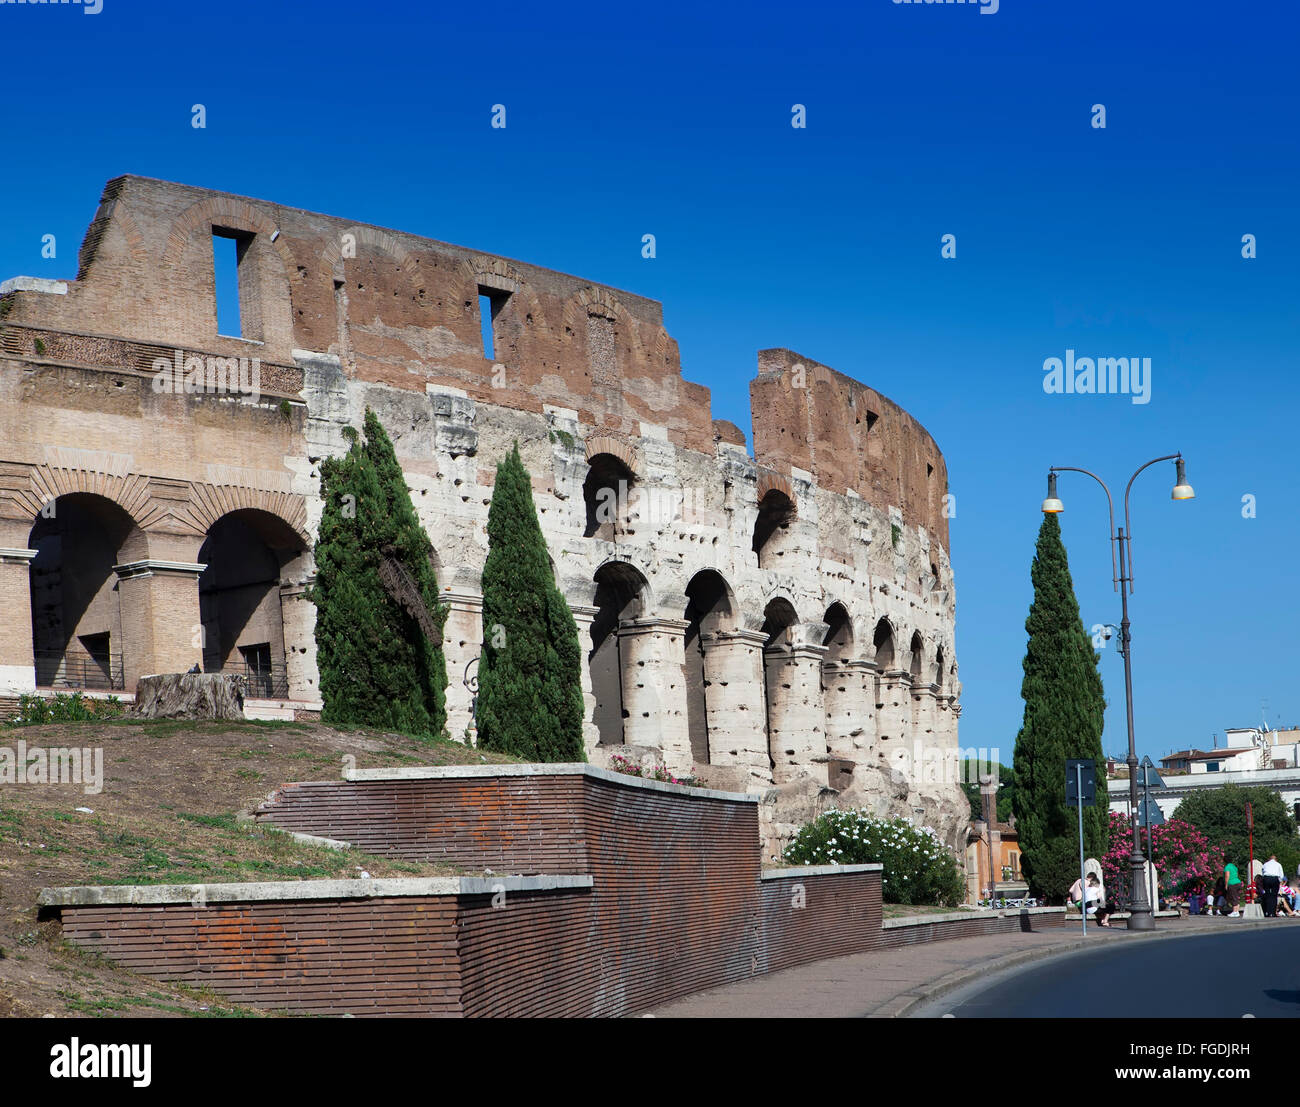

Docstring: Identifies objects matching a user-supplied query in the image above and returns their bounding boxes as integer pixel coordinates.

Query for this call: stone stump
[133,673,247,720]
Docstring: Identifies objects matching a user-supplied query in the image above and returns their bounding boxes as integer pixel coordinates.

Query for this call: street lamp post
[1042,454,1194,931]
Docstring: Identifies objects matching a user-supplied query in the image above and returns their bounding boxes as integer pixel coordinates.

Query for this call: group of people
[1070,855,1300,921]
[1187,855,1298,918]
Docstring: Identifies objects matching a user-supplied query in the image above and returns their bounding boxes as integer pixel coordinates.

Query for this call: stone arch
[583,450,636,541]
[188,483,310,549]
[683,569,739,764]
[561,286,647,384]
[871,617,897,670]
[27,493,149,690]
[589,561,651,747]
[934,643,947,692]
[753,486,797,569]
[822,602,853,661]
[908,630,926,682]
[161,194,297,277]
[197,508,308,698]
[321,226,419,282]
[21,462,167,542]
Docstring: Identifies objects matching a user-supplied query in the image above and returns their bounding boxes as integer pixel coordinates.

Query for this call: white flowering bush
[782,809,966,907]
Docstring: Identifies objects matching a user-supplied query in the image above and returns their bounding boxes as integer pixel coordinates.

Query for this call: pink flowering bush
[607,753,695,786]
[1101,811,1225,908]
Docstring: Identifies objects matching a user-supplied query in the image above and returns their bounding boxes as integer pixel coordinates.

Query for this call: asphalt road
[927,925,1300,1018]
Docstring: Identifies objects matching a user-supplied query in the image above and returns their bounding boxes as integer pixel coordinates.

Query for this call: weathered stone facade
[0,176,965,854]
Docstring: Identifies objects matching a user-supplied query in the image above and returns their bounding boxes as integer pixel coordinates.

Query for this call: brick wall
[46,771,1056,1017]
[759,869,884,975]
[58,896,463,1016]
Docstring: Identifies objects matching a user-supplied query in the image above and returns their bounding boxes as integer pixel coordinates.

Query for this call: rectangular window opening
[213,230,246,338]
[479,287,509,361]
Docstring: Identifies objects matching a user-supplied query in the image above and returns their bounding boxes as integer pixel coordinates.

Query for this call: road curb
[871,919,1279,1019]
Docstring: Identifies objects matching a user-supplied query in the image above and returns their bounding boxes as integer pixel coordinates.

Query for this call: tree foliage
[475,443,585,761]
[311,410,447,737]
[1102,811,1224,908]
[961,759,1015,822]
[1173,783,1300,876]
[1011,513,1109,899]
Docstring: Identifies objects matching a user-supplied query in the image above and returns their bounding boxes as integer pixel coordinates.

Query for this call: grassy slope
[0,718,516,1017]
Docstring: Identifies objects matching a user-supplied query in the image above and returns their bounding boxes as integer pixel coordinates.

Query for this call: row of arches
[587,562,953,778]
[25,493,305,697]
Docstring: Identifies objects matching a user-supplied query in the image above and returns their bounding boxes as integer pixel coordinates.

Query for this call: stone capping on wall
[38,874,594,908]
[761,863,883,881]
[880,906,1066,929]
[340,761,763,805]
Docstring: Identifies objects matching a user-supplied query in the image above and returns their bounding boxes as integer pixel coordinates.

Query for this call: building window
[478,287,509,361]
[212,228,258,339]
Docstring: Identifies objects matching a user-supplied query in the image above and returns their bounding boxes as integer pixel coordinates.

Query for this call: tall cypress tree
[311,409,447,737]
[1011,513,1109,899]
[476,443,585,761]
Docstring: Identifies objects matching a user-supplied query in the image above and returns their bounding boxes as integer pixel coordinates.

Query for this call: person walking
[1261,854,1285,917]
[1223,858,1244,917]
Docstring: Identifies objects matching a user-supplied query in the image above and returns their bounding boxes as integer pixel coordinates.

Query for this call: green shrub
[4,692,126,727]
[783,809,967,907]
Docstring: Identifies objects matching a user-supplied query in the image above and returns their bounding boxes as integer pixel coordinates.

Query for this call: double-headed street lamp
[1041,454,1194,931]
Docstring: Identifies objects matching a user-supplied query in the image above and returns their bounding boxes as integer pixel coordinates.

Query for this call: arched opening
[683,570,736,765]
[28,494,143,690]
[935,646,946,692]
[753,490,796,569]
[822,603,856,765]
[198,510,305,698]
[762,597,799,771]
[583,453,634,540]
[822,603,853,663]
[909,631,925,683]
[589,562,648,746]
[872,618,895,671]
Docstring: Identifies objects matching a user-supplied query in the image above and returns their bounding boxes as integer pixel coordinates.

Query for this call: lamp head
[1171,456,1195,501]
[1041,471,1064,514]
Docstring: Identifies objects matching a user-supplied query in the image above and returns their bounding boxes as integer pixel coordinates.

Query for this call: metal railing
[33,651,125,691]
[207,659,289,700]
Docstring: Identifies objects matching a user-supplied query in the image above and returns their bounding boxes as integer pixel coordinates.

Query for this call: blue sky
[2,0,1296,763]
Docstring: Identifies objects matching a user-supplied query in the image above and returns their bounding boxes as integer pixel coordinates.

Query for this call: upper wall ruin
[2,175,950,548]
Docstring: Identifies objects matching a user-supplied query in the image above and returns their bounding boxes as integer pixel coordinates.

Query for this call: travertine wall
[0,175,966,851]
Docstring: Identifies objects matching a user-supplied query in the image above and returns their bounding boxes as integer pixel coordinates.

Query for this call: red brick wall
[58,897,463,1016]
[759,871,883,975]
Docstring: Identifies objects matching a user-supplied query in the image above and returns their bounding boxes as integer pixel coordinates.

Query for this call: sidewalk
[647,913,1279,1018]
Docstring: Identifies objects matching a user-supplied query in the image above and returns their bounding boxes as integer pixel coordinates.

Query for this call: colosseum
[0,176,966,853]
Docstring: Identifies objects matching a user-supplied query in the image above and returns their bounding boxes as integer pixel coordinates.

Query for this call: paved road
[926,925,1300,1018]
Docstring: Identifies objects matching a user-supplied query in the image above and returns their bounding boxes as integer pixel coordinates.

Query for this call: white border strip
[341,761,760,803]
[762,863,883,880]
[39,873,593,907]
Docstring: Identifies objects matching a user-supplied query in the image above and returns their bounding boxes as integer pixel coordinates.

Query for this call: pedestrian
[1187,878,1206,916]
[1086,873,1111,927]
[1223,858,1244,918]
[1212,874,1227,915]
[1278,883,1297,918]
[1261,854,1285,917]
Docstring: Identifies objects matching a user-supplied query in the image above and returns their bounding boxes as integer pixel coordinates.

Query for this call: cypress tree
[1011,513,1109,899]
[476,443,585,761]
[311,409,447,737]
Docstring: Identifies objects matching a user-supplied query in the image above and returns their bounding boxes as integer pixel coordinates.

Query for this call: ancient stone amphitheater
[0,176,966,853]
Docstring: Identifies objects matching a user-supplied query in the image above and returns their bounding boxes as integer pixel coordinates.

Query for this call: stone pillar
[278,575,318,704]
[0,545,37,695]
[441,587,484,744]
[766,642,829,785]
[618,616,692,774]
[875,668,914,779]
[569,603,602,757]
[700,628,771,785]
[823,657,874,761]
[114,558,205,691]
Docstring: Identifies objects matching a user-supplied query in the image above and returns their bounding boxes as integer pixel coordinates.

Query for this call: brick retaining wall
[42,768,1062,1017]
